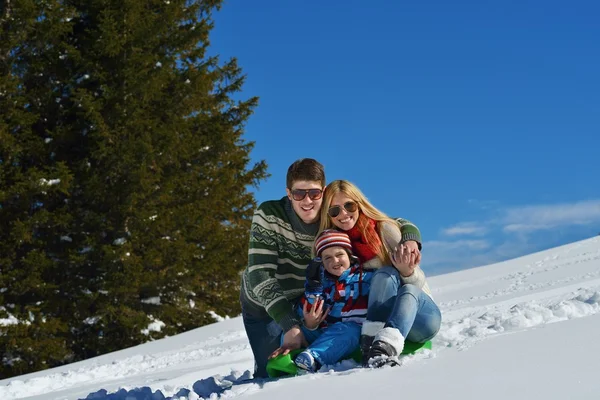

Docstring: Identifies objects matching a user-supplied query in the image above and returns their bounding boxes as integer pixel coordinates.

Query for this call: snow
[39,178,61,186]
[0,314,19,327]
[83,317,100,325]
[141,297,161,305]
[113,238,126,245]
[141,318,166,336]
[2,236,600,400]
[207,311,228,322]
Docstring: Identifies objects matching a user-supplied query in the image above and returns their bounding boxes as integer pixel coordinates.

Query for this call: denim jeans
[241,303,283,379]
[368,266,441,342]
[301,322,361,366]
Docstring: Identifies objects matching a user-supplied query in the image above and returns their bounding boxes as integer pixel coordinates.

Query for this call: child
[319,180,440,368]
[293,229,374,372]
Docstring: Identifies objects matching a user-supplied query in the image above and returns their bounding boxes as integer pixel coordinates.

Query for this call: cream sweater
[362,220,433,298]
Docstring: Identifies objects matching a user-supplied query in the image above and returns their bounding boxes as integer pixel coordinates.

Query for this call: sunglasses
[327,201,358,218]
[290,188,323,201]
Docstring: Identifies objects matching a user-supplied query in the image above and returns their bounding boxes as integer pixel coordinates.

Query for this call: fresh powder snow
[2,236,599,400]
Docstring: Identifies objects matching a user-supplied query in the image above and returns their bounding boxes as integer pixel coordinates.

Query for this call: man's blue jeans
[241,303,282,379]
[368,266,441,342]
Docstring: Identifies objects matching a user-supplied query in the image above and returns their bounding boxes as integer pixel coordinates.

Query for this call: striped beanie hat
[315,229,353,257]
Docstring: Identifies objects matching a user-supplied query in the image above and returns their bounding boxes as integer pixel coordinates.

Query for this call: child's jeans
[368,266,441,342]
[300,321,361,366]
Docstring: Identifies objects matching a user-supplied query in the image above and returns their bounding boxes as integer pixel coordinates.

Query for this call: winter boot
[367,327,405,368]
[294,350,319,373]
[360,321,384,367]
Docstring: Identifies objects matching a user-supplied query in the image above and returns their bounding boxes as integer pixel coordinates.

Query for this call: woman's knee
[398,283,421,300]
[423,309,442,340]
[407,305,441,343]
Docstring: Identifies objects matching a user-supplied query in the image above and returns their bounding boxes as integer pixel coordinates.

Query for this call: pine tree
[0,0,267,378]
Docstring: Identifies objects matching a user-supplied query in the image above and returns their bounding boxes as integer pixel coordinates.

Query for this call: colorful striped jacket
[298,258,374,327]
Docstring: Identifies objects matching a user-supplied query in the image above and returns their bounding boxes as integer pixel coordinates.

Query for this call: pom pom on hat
[315,229,353,257]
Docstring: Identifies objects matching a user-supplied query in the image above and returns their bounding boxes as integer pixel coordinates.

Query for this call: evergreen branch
[0,0,10,23]
[0,0,12,65]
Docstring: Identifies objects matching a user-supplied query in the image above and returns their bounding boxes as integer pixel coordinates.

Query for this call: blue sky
[211,0,600,274]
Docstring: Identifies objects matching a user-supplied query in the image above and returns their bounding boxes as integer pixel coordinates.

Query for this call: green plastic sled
[265,340,432,378]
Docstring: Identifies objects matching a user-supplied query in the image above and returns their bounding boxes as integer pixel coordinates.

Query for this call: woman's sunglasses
[327,201,358,218]
[290,188,323,201]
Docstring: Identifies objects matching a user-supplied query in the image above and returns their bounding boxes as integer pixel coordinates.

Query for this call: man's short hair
[286,158,325,189]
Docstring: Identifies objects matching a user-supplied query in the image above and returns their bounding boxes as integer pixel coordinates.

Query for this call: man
[240,158,326,378]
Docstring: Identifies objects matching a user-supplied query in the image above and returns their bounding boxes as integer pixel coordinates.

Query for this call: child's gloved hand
[305,258,324,296]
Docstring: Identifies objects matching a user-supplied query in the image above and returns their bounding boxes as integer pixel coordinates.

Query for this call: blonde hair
[316,180,396,264]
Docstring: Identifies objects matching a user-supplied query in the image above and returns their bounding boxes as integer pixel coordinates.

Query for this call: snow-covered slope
[3,236,600,400]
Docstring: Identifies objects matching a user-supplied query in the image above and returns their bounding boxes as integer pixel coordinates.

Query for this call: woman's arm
[379,221,427,287]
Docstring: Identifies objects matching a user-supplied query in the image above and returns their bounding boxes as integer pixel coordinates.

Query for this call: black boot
[367,327,405,368]
[360,321,385,367]
[367,340,399,368]
[360,334,374,367]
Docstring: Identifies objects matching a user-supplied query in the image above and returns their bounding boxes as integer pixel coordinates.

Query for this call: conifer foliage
[0,0,267,378]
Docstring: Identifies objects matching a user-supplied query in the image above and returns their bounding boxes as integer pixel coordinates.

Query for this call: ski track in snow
[438,246,600,309]
[1,331,250,400]
[2,238,600,400]
[438,287,600,351]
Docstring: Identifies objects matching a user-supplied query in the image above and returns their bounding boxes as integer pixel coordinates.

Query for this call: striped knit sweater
[240,196,319,332]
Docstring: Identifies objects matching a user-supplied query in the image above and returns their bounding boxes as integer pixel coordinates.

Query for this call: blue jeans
[301,322,361,366]
[368,266,441,342]
[241,303,283,379]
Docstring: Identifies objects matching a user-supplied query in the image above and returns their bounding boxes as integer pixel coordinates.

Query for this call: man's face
[321,246,351,277]
[286,180,323,224]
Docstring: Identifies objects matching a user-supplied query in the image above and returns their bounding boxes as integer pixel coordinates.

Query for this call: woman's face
[328,192,360,231]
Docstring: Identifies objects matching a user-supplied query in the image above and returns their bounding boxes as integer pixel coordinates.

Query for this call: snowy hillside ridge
[1,236,600,400]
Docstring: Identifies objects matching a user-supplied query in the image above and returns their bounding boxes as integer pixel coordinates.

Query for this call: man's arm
[379,219,422,253]
[245,207,301,332]
[396,218,422,250]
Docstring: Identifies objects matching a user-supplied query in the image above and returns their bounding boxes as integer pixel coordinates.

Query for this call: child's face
[321,246,351,277]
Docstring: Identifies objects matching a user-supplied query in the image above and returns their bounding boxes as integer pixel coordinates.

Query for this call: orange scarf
[346,216,382,263]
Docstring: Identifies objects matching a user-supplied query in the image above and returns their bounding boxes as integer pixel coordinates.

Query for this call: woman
[317,180,441,367]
